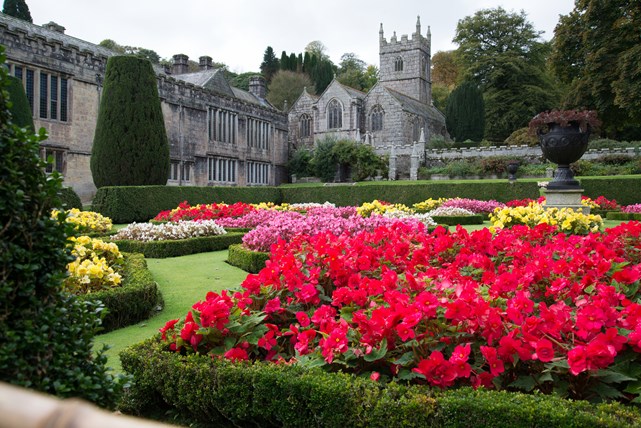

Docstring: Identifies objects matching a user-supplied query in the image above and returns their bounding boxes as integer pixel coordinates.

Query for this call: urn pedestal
[538,123,589,190]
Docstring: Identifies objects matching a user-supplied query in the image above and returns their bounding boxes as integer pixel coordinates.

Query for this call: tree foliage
[336,53,377,92]
[91,56,169,187]
[98,39,161,64]
[2,0,32,22]
[431,50,461,88]
[260,46,280,84]
[445,81,485,142]
[550,0,641,139]
[0,46,120,406]
[230,72,262,91]
[5,75,33,130]
[266,70,314,111]
[453,7,559,141]
[308,138,386,182]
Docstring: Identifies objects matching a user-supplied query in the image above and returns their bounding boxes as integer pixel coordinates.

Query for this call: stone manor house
[0,13,288,202]
[288,16,447,177]
[1,13,446,201]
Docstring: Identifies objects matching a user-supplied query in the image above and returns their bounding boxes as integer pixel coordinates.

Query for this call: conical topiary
[91,55,169,188]
[5,75,33,130]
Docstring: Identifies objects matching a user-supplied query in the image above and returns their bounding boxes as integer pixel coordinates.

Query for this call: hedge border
[111,232,245,258]
[607,212,641,221]
[430,214,484,226]
[119,339,641,428]
[227,244,270,273]
[78,253,161,333]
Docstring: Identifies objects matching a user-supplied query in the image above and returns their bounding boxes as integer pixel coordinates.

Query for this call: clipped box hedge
[92,185,283,223]
[227,244,270,273]
[430,214,484,226]
[580,176,641,206]
[607,212,641,221]
[120,339,641,428]
[111,232,245,258]
[78,253,161,333]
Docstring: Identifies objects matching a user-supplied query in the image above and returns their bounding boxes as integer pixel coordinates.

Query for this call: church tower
[378,16,432,104]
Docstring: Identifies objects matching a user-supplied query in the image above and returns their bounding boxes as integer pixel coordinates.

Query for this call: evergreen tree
[280,51,289,71]
[445,81,485,142]
[303,52,311,73]
[296,53,303,73]
[91,56,169,187]
[289,53,297,71]
[260,46,279,84]
[0,46,120,405]
[2,0,32,22]
[5,75,33,129]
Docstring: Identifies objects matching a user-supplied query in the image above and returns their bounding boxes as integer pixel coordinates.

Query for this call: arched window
[394,56,403,72]
[370,105,384,132]
[327,99,342,129]
[299,114,312,138]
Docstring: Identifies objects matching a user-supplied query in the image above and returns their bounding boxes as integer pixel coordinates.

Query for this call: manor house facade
[0,13,288,202]
[288,16,448,177]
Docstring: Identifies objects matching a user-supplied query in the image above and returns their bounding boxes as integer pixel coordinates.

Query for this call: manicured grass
[94,249,248,373]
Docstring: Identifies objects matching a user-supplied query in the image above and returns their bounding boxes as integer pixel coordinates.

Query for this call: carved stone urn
[538,123,590,190]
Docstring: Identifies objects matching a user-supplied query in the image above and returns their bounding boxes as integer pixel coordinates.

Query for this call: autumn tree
[551,0,641,139]
[266,70,314,111]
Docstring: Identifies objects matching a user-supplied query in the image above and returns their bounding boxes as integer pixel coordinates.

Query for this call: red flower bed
[153,201,255,222]
[160,221,641,402]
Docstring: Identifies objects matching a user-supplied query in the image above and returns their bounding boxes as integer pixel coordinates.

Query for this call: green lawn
[95,249,248,373]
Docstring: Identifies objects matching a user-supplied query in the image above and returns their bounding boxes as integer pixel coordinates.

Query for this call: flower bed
[53,208,113,234]
[113,220,226,242]
[158,221,641,403]
[153,201,255,222]
[490,202,604,234]
[64,236,123,294]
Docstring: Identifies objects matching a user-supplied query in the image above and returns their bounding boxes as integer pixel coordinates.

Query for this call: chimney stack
[43,22,65,34]
[172,54,189,75]
[199,56,213,70]
[248,76,266,99]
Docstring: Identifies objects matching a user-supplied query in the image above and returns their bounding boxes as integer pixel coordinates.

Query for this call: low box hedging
[111,232,245,258]
[119,339,641,428]
[430,214,484,226]
[77,253,161,333]
[92,185,283,223]
[580,176,641,206]
[607,212,641,221]
[227,244,270,273]
[281,181,540,206]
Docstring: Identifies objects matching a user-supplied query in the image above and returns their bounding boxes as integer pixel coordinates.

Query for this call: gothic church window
[327,99,342,129]
[299,114,312,138]
[370,105,384,132]
[395,56,404,72]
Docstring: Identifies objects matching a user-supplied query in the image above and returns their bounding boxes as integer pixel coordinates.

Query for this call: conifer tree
[5,75,33,129]
[280,51,289,71]
[91,56,169,187]
[260,46,280,84]
[445,81,485,142]
[2,0,32,22]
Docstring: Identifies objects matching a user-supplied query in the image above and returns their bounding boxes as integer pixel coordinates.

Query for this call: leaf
[593,382,625,399]
[295,353,327,369]
[397,369,423,381]
[364,338,388,362]
[509,376,536,392]
[340,306,356,323]
[624,380,641,395]
[593,369,637,384]
[392,351,415,367]
[538,372,553,383]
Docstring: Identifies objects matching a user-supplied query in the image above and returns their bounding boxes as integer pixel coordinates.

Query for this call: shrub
[59,186,82,210]
[0,46,120,405]
[78,253,162,332]
[5,75,33,130]
[288,147,314,178]
[91,56,169,187]
[505,127,539,146]
[112,232,244,258]
[310,138,337,182]
[227,244,270,273]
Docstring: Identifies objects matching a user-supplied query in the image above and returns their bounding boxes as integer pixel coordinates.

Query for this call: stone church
[288,16,448,178]
[0,13,288,202]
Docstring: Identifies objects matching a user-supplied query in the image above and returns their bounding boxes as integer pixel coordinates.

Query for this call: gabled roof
[290,86,319,110]
[172,68,235,98]
[384,87,444,120]
[336,81,367,100]
[231,87,273,108]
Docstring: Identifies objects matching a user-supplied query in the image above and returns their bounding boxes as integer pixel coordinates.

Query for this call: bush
[287,147,314,178]
[78,253,162,332]
[606,212,641,221]
[310,138,337,182]
[112,232,245,258]
[5,75,33,130]
[91,56,169,187]
[227,244,270,273]
[0,46,120,405]
[505,127,539,147]
[119,338,641,427]
[59,186,82,210]
[91,185,282,223]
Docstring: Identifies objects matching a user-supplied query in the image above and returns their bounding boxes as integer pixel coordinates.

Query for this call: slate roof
[385,87,445,120]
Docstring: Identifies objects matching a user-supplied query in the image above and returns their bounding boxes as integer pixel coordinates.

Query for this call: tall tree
[551,0,641,139]
[305,40,329,60]
[289,53,298,72]
[266,70,314,111]
[280,51,290,71]
[453,7,559,141]
[445,81,485,142]
[336,53,367,91]
[260,46,279,84]
[431,50,461,88]
[2,0,32,22]
[91,56,169,187]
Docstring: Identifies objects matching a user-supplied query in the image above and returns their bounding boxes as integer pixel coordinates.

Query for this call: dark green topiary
[0,46,121,406]
[5,75,33,130]
[2,0,32,22]
[91,56,169,188]
[59,186,82,210]
[446,81,485,142]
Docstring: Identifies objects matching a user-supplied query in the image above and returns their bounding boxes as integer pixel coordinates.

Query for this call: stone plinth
[544,188,590,215]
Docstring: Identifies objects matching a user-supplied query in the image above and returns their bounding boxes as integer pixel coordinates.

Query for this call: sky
[25,0,576,74]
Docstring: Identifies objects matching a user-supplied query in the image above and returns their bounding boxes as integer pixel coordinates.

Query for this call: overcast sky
[25,0,575,73]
